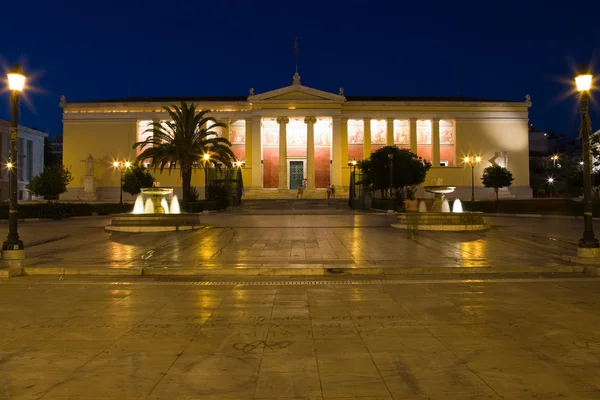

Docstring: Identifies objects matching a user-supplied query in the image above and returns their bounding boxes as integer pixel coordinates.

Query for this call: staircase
[242,189,348,200]
[234,198,350,212]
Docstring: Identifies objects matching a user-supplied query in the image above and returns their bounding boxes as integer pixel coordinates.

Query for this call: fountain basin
[105,213,204,233]
[391,212,489,231]
[424,185,456,213]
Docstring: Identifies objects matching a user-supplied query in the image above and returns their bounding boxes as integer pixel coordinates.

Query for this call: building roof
[69,95,523,104]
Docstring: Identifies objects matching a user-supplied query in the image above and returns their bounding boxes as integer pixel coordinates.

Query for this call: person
[297,178,306,199]
[330,185,336,199]
[327,184,332,199]
[404,188,419,239]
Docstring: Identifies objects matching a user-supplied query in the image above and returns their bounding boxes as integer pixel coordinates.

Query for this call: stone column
[305,117,316,190]
[244,118,253,187]
[277,116,289,190]
[251,117,262,190]
[409,119,417,154]
[341,117,349,165]
[432,118,440,167]
[221,119,230,142]
[386,118,394,146]
[331,116,342,187]
[363,118,371,158]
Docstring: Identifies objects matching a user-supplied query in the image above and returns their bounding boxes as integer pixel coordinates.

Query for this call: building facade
[61,74,532,201]
[0,120,46,201]
[49,135,63,163]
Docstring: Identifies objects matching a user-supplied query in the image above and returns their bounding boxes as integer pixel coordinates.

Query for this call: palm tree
[133,102,235,207]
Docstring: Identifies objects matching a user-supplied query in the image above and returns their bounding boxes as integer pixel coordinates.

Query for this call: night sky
[1,0,599,137]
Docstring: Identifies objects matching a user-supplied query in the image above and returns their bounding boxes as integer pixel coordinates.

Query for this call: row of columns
[356,117,442,166]
[220,116,445,190]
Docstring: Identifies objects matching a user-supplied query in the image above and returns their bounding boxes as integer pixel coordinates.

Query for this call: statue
[525,94,532,107]
[82,154,94,176]
[59,95,67,108]
[338,87,344,96]
[489,151,508,168]
[249,88,255,96]
[292,72,301,85]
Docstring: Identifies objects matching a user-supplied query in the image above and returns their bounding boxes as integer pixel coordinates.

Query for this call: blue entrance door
[289,161,304,190]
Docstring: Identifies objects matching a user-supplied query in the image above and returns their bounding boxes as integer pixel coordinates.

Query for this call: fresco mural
[230,121,245,144]
[440,120,454,144]
[393,120,409,145]
[315,120,331,146]
[371,120,386,144]
[348,120,364,144]
[262,120,279,147]
[417,121,432,145]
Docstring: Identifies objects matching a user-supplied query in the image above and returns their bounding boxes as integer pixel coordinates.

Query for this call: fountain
[105,186,203,233]
[391,178,489,231]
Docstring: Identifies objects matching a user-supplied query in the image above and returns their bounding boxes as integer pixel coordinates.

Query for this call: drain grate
[9,277,600,286]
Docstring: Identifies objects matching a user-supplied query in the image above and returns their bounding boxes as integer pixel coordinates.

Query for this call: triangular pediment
[248,84,345,104]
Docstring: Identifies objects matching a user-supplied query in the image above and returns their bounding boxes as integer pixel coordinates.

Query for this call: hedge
[0,203,132,220]
[462,199,600,216]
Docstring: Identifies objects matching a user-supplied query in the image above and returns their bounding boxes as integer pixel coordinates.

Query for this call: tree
[132,102,236,208]
[122,165,155,196]
[358,146,431,198]
[44,138,60,167]
[26,165,73,200]
[481,164,514,201]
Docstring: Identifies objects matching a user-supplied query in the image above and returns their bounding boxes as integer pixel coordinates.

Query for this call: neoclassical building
[61,73,532,200]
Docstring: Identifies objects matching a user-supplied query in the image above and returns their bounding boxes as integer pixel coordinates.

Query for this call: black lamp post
[3,64,26,253]
[575,66,599,250]
[463,155,481,202]
[113,160,130,206]
[388,153,393,198]
[203,153,210,200]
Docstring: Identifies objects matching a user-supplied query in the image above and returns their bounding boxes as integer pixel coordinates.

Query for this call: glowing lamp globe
[125,161,131,168]
[203,154,210,161]
[475,156,481,163]
[576,65,593,92]
[113,161,119,167]
[7,64,26,92]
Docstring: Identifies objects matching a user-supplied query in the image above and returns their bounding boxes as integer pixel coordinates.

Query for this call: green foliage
[44,138,60,167]
[207,183,229,209]
[481,165,514,200]
[26,165,74,200]
[0,203,131,220]
[358,146,431,198]
[122,165,155,196]
[132,102,236,207]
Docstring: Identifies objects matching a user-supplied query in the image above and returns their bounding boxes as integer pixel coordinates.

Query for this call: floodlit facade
[61,74,533,201]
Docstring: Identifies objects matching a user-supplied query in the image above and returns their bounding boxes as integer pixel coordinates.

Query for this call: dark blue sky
[1,0,599,137]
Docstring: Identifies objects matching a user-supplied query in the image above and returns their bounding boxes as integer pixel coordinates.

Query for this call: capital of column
[363,117,372,123]
[304,116,317,125]
[276,117,289,125]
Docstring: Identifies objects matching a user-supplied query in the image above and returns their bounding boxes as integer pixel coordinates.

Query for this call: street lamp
[113,160,131,206]
[547,177,555,197]
[387,153,394,198]
[463,155,482,202]
[575,65,599,251]
[3,64,26,254]
[551,154,559,168]
[203,153,210,200]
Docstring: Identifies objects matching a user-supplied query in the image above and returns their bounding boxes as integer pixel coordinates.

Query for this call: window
[26,140,33,181]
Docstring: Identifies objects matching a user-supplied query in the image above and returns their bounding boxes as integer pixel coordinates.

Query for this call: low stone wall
[391,212,489,231]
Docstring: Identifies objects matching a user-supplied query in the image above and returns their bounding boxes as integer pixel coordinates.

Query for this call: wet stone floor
[1,276,600,399]
[16,214,588,270]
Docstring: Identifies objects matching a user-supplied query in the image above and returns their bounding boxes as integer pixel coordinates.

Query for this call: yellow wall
[63,120,137,189]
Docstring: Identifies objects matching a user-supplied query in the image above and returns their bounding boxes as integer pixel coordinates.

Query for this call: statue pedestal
[81,176,97,201]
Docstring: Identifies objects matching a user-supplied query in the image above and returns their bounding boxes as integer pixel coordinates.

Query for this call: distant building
[49,135,63,162]
[0,120,46,200]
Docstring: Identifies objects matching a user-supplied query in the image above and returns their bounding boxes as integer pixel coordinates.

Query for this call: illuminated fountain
[391,178,488,231]
[106,186,202,233]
